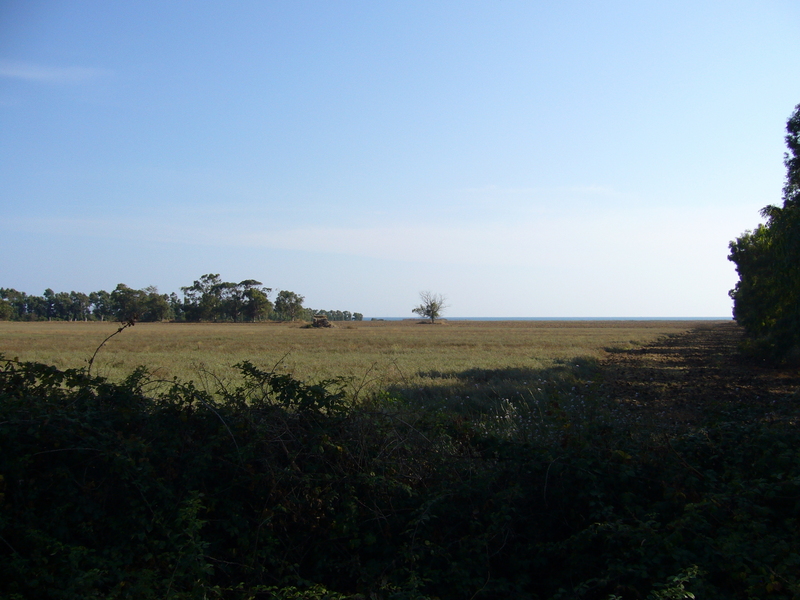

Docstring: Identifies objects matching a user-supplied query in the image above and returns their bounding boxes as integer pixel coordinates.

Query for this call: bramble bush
[1,351,799,599]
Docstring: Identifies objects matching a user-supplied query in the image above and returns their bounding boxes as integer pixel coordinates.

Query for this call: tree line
[729,103,800,361]
[0,273,363,323]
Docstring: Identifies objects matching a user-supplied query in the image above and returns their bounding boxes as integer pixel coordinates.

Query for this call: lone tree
[412,291,448,324]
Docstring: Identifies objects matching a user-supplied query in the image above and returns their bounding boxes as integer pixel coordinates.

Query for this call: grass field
[0,319,723,401]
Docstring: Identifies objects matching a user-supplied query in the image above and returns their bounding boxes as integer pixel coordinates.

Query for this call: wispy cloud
[0,214,598,267]
[0,59,111,83]
[1,204,740,274]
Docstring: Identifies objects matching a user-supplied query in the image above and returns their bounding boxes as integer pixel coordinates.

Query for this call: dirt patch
[600,321,800,430]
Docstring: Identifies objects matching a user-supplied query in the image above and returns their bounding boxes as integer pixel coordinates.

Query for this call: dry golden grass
[0,319,722,399]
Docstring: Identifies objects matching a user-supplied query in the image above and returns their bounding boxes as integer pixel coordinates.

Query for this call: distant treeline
[0,273,363,323]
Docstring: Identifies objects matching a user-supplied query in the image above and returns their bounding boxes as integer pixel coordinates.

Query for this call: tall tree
[0,288,29,320]
[219,280,264,322]
[0,298,11,320]
[42,289,56,321]
[141,286,171,322]
[53,291,73,320]
[181,274,224,321]
[729,103,800,360]
[69,291,91,321]
[111,284,144,322]
[168,292,184,322]
[274,290,305,321]
[242,285,273,322]
[26,294,47,321]
[89,290,113,321]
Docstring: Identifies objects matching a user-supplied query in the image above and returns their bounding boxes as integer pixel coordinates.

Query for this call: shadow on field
[600,321,800,428]
[384,321,800,428]
[385,360,601,414]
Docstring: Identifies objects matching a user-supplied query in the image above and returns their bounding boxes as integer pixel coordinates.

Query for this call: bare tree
[412,291,448,323]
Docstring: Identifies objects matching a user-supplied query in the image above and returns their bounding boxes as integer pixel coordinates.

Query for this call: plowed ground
[601,321,800,430]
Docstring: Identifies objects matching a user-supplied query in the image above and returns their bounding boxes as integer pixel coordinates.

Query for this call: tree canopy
[274,290,305,321]
[0,275,361,324]
[729,103,800,361]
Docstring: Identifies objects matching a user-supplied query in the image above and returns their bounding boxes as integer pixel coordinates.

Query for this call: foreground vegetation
[1,321,798,599]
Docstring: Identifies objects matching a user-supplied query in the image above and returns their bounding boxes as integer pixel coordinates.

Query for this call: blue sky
[1,1,799,317]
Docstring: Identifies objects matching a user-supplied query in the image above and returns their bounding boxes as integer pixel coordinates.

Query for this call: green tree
[26,294,47,320]
[69,291,91,321]
[168,292,184,321]
[729,103,800,360]
[42,288,56,320]
[89,290,113,321]
[243,286,273,322]
[0,288,29,320]
[141,286,172,322]
[0,298,11,320]
[181,276,271,322]
[412,291,448,323]
[220,280,268,322]
[53,291,73,320]
[216,281,240,321]
[110,284,144,322]
[275,290,305,321]
[181,274,224,321]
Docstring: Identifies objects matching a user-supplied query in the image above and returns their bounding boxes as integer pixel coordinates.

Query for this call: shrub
[1,353,799,599]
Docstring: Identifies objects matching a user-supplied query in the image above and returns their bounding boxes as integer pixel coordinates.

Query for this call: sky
[1,1,799,318]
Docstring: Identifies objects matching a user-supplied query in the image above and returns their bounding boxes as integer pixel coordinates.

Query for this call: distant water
[369,317,732,321]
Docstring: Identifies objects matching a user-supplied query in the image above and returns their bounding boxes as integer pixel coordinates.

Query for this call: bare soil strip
[601,321,800,429]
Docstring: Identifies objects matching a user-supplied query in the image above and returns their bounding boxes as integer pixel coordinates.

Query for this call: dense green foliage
[0,274,361,324]
[729,103,800,361]
[2,346,798,599]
